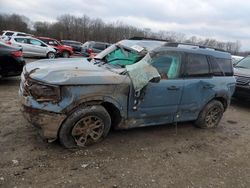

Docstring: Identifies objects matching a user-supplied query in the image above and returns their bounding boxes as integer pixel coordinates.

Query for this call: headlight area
[28,81,61,103]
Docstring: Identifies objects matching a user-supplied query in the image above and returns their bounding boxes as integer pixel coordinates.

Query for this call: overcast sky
[1,0,250,50]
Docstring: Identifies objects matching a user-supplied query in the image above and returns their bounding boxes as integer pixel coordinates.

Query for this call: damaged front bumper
[21,105,66,141]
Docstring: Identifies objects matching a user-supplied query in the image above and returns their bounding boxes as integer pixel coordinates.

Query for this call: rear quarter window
[210,57,233,76]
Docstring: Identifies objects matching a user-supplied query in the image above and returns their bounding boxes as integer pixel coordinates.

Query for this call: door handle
[167,86,180,90]
[203,84,214,89]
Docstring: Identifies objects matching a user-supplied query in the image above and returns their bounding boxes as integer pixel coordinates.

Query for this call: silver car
[9,36,56,58]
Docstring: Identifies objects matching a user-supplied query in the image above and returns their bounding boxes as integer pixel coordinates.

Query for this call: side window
[29,39,43,46]
[93,43,106,50]
[5,32,14,36]
[185,54,210,77]
[14,38,28,44]
[17,33,27,36]
[151,51,182,79]
[210,57,233,76]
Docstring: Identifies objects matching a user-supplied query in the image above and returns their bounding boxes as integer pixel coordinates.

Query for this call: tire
[62,51,70,58]
[47,52,56,59]
[195,100,224,129]
[59,105,111,148]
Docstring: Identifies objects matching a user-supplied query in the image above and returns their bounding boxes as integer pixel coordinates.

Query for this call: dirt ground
[0,59,250,188]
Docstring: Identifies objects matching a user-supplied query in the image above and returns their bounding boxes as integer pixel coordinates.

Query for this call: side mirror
[150,76,161,83]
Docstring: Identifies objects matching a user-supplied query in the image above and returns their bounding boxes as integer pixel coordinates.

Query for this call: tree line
[0,13,246,55]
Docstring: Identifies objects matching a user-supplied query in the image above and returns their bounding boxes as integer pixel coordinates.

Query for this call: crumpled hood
[25,58,127,85]
[234,67,250,77]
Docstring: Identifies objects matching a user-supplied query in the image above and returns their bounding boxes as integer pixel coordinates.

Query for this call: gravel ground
[0,58,250,188]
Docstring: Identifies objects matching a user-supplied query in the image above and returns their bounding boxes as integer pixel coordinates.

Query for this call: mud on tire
[195,100,224,129]
[59,105,111,148]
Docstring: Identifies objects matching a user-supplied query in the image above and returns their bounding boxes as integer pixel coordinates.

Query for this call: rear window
[210,57,233,76]
[5,32,14,36]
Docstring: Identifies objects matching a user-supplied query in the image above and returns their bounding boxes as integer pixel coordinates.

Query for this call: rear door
[178,53,216,122]
[128,51,184,126]
[12,38,30,56]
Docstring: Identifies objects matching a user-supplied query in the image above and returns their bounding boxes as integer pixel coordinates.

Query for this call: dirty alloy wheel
[195,100,224,128]
[62,51,70,58]
[47,52,56,59]
[59,105,111,148]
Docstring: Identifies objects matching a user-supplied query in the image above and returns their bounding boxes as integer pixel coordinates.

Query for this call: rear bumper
[21,105,66,140]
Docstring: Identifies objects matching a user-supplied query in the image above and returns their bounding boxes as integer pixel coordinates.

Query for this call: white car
[232,55,244,65]
[1,30,33,39]
[8,36,56,58]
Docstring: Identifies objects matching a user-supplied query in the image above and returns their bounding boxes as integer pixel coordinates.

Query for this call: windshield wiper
[236,66,247,69]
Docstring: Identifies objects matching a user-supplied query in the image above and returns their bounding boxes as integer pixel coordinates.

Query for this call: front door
[128,51,184,127]
[28,39,47,56]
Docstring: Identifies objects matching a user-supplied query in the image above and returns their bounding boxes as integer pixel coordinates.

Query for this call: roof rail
[129,36,169,42]
[165,42,226,52]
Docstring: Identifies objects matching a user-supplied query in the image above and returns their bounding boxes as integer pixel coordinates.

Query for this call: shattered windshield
[94,39,165,67]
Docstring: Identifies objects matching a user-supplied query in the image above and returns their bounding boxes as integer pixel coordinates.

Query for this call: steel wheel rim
[48,53,55,59]
[205,106,221,127]
[71,115,104,147]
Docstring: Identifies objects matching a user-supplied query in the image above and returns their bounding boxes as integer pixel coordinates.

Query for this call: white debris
[81,164,89,168]
[0,177,4,181]
[12,160,19,165]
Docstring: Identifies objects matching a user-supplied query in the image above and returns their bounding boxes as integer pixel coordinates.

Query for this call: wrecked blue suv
[20,39,236,148]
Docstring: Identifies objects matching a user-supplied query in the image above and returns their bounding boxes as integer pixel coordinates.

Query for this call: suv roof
[159,42,231,59]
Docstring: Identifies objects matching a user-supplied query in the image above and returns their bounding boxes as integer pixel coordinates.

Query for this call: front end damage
[20,72,67,141]
[19,57,130,141]
[21,105,66,141]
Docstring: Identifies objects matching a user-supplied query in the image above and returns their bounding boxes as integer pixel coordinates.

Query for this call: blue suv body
[20,39,236,148]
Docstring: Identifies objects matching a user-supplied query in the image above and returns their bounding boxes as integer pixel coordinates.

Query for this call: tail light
[11,50,23,57]
[5,41,12,45]
[86,48,93,54]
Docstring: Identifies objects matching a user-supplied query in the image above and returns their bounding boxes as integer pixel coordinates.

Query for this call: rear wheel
[47,52,55,59]
[195,100,224,128]
[62,51,70,58]
[59,105,111,148]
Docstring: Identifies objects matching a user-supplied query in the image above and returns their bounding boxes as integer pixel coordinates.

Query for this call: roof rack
[165,42,226,52]
[129,36,169,42]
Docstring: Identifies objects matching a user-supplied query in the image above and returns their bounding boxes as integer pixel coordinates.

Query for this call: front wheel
[59,105,111,148]
[195,100,224,128]
[62,51,70,58]
[47,52,56,59]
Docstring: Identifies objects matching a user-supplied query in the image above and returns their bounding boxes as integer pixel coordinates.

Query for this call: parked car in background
[20,38,236,148]
[81,41,111,57]
[1,30,33,41]
[37,37,73,58]
[0,41,25,78]
[8,36,56,58]
[232,55,244,65]
[60,40,83,54]
[234,56,250,100]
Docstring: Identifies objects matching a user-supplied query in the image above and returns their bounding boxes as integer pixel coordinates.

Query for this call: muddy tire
[62,51,70,58]
[47,52,56,59]
[195,100,224,129]
[59,105,111,148]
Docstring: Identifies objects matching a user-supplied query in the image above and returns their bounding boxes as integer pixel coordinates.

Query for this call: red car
[37,37,73,58]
